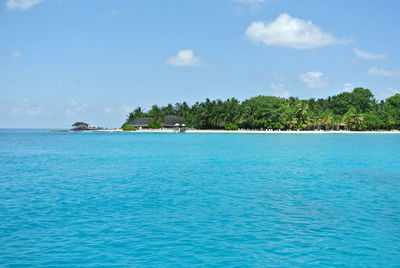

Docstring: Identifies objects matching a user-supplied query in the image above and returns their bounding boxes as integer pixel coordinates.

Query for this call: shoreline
[84,129,400,134]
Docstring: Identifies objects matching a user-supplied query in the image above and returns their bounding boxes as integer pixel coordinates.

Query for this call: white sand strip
[90,129,400,134]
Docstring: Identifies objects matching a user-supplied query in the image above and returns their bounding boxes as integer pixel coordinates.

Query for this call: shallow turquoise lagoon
[1,129,400,267]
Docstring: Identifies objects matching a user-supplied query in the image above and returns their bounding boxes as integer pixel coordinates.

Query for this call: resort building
[126,115,187,129]
[71,122,89,130]
[335,123,348,131]
[162,115,187,128]
[71,122,103,131]
[126,117,154,128]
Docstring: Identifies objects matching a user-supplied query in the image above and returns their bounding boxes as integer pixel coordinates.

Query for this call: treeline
[124,88,400,130]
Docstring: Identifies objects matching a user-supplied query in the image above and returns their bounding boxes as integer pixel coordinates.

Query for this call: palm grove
[124,88,400,131]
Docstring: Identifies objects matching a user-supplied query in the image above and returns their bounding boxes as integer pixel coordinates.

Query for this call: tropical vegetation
[121,125,138,131]
[124,88,400,131]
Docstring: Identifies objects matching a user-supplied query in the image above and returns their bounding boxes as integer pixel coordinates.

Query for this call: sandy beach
[91,129,400,134]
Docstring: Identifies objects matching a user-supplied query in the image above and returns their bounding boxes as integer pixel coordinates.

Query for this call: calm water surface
[0,129,399,267]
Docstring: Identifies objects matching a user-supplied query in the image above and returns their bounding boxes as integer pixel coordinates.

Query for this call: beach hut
[71,122,89,130]
[162,115,187,128]
[336,123,348,131]
[126,115,187,129]
[126,117,154,128]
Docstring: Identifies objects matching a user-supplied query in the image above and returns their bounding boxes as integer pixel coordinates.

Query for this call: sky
[1,0,400,128]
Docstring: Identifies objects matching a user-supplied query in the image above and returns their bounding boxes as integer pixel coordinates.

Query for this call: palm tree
[162,104,175,115]
[175,102,190,119]
[283,108,297,130]
[294,101,309,129]
[353,113,365,130]
[308,111,322,130]
[321,111,333,130]
[344,108,364,130]
[148,105,163,124]
[126,107,145,123]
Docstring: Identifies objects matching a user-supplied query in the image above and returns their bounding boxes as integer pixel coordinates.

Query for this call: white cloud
[10,50,22,58]
[269,72,285,80]
[110,10,120,16]
[109,9,128,16]
[386,87,400,95]
[120,105,134,113]
[246,13,347,49]
[353,48,387,60]
[10,99,42,116]
[367,67,400,78]
[5,0,43,11]
[54,79,64,86]
[299,71,329,89]
[268,82,284,91]
[104,107,114,113]
[65,100,88,117]
[233,0,267,10]
[166,49,200,67]
[379,87,400,99]
[342,83,354,92]
[268,82,291,98]
[234,0,267,3]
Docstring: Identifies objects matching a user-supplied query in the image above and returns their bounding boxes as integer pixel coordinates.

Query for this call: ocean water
[0,129,399,267]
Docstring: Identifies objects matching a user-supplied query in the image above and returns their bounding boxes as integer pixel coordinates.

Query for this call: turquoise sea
[0,129,399,267]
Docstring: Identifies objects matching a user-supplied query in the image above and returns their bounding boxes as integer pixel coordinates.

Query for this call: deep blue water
[1,129,400,267]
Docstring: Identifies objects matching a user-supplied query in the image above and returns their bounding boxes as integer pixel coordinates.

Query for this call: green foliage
[123,88,400,131]
[329,88,375,115]
[241,96,286,129]
[126,107,145,123]
[344,108,364,130]
[363,112,384,130]
[148,121,162,129]
[121,125,138,131]
[148,105,164,124]
[224,123,238,130]
[383,94,400,129]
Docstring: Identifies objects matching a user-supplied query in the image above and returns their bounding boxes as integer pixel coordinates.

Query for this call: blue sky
[1,0,400,128]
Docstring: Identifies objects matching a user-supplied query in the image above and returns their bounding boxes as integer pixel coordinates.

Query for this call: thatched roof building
[126,115,187,128]
[126,117,154,128]
[71,122,89,130]
[72,122,88,127]
[162,115,187,128]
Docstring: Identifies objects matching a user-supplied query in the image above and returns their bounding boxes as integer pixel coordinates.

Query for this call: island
[120,88,400,132]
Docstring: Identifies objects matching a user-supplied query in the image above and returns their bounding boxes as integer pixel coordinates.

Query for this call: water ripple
[0,130,400,266]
